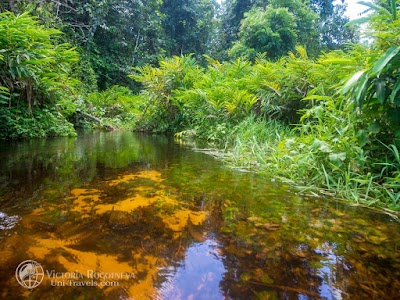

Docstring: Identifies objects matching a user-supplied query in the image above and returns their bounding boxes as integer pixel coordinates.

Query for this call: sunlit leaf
[357,1,393,19]
[303,95,332,101]
[371,47,400,76]
[321,58,354,65]
[342,70,366,95]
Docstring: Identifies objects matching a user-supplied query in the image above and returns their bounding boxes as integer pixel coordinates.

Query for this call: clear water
[0,131,399,299]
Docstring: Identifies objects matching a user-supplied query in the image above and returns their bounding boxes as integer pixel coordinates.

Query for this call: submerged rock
[108,210,134,229]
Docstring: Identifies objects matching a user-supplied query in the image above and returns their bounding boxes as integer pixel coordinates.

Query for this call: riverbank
[175,115,400,212]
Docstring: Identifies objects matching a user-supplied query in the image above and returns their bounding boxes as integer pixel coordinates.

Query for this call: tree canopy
[229,6,298,60]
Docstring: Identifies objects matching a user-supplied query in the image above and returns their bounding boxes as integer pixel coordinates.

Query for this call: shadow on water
[0,131,399,299]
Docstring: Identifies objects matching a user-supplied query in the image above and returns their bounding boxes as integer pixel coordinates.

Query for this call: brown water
[0,131,399,300]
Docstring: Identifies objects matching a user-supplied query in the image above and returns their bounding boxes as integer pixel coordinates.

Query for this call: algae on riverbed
[0,132,399,299]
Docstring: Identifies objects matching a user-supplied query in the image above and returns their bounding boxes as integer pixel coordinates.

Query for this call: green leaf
[345,17,371,26]
[43,73,59,78]
[367,122,381,135]
[26,59,45,65]
[302,95,332,101]
[342,70,366,95]
[321,58,354,65]
[353,73,370,108]
[371,47,400,76]
[357,129,368,147]
[391,0,397,20]
[329,152,346,167]
[357,1,393,19]
[0,86,9,93]
[390,76,400,105]
[312,139,331,153]
[390,144,400,162]
[375,78,386,104]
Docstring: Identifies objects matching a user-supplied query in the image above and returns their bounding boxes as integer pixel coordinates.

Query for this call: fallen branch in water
[75,109,117,131]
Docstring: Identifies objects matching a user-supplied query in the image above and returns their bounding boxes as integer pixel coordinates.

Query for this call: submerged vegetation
[0,1,400,209]
[1,132,399,299]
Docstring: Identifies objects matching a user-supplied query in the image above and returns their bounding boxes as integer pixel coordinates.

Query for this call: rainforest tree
[1,0,167,90]
[229,6,299,60]
[221,0,355,57]
[228,0,319,60]
[0,11,78,138]
[161,0,217,57]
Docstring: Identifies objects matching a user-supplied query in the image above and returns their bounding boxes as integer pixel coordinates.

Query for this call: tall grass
[225,114,400,210]
[131,50,400,211]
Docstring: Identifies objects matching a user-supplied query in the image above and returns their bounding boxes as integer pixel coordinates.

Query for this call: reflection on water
[0,212,19,230]
[158,240,225,300]
[315,242,344,300]
[0,131,399,299]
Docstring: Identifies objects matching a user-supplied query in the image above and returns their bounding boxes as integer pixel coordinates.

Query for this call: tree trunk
[76,110,117,131]
[8,0,15,12]
[26,79,33,114]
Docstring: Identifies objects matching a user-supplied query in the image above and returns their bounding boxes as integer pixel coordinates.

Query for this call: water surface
[0,132,399,299]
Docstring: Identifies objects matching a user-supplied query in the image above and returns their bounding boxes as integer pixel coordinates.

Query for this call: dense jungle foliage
[0,0,400,209]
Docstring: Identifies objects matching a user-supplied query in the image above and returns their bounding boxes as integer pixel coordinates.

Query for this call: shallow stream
[0,132,399,299]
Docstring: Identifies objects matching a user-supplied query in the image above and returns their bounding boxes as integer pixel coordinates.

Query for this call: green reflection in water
[0,131,399,299]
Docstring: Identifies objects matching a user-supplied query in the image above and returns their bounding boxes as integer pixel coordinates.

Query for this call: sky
[341,0,370,20]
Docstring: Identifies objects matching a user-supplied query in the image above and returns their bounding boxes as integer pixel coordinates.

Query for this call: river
[0,131,399,299]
